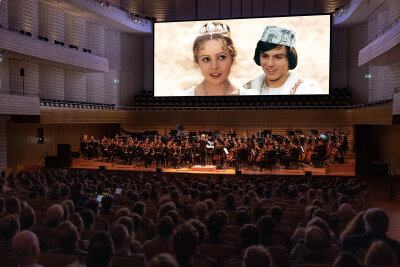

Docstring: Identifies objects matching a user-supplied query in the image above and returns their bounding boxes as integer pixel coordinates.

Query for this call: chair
[112,255,147,267]
[38,253,80,267]
[199,244,236,266]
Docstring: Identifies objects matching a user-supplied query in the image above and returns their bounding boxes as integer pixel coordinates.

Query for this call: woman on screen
[243,25,322,95]
[173,22,257,96]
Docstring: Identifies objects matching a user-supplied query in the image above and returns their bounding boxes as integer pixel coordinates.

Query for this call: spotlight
[105,2,111,9]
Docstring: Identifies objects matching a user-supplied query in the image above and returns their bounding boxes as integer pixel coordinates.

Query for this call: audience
[1,168,397,267]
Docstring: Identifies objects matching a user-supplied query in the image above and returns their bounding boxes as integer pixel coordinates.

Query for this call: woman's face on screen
[260,45,290,87]
[197,39,233,86]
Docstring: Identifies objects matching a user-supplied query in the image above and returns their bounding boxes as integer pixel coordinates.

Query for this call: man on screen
[243,25,322,95]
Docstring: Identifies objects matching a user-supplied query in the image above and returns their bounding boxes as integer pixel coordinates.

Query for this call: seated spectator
[12,230,42,267]
[149,253,179,267]
[341,208,400,261]
[99,195,115,216]
[290,226,335,263]
[334,251,362,267]
[20,206,36,231]
[50,221,89,265]
[68,213,87,250]
[243,245,273,267]
[235,210,251,227]
[143,216,174,246]
[116,216,142,253]
[173,223,199,267]
[205,212,233,246]
[110,223,147,262]
[223,194,236,211]
[257,215,287,250]
[5,196,21,217]
[186,219,217,267]
[83,199,109,231]
[88,231,114,267]
[43,204,64,228]
[339,211,365,243]
[225,224,260,264]
[194,202,208,224]
[80,209,96,230]
[364,240,398,266]
[0,215,20,251]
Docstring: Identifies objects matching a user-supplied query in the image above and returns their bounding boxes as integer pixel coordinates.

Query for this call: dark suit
[199,139,210,166]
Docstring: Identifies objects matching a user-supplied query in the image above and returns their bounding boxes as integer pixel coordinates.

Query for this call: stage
[71,158,355,176]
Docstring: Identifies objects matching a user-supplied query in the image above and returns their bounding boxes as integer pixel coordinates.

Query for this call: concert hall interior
[1,0,400,267]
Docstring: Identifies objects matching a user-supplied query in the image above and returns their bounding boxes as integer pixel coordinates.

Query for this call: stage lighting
[105,2,111,9]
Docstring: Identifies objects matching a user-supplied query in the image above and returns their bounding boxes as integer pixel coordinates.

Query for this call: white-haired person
[174,22,257,96]
[243,25,322,95]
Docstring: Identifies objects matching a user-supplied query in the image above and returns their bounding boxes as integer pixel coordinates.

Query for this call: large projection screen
[154,15,331,97]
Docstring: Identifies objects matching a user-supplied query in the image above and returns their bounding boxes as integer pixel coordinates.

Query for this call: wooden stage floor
[72,158,355,176]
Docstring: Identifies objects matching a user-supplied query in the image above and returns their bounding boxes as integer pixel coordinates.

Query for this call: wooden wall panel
[6,123,119,171]
[40,104,393,126]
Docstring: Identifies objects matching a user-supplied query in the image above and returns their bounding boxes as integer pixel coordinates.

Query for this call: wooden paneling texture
[40,104,393,126]
[7,123,119,171]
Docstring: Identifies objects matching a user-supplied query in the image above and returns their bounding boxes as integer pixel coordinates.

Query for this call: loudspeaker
[235,170,242,175]
[57,144,72,167]
[305,171,312,177]
[156,167,162,173]
[45,156,59,168]
[99,166,106,170]
[20,68,25,76]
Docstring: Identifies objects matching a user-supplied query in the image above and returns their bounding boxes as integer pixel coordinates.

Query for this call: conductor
[199,134,211,166]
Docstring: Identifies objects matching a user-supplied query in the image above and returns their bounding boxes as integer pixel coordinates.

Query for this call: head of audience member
[83,198,99,213]
[157,216,174,239]
[186,219,207,245]
[62,200,75,215]
[364,240,398,266]
[12,230,41,266]
[206,212,224,239]
[173,224,199,266]
[116,216,135,240]
[110,224,130,254]
[55,221,80,250]
[132,202,145,217]
[101,195,114,212]
[204,199,215,212]
[47,204,64,225]
[253,207,268,222]
[89,232,114,267]
[80,209,95,230]
[312,208,330,223]
[5,196,21,216]
[243,245,272,267]
[304,226,328,250]
[0,215,20,249]
[339,211,365,242]
[240,224,260,252]
[334,251,362,267]
[194,202,208,222]
[68,213,84,233]
[257,215,276,246]
[225,194,236,210]
[149,253,179,267]
[270,206,283,224]
[339,204,356,221]
[364,208,389,236]
[20,206,35,230]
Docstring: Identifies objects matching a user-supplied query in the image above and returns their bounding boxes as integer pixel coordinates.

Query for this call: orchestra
[79,130,348,169]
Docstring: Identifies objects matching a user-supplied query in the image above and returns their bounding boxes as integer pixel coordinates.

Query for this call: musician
[199,134,211,166]
[212,140,224,167]
[80,135,89,159]
[88,136,98,159]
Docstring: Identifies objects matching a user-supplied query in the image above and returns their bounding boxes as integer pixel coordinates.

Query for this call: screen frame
[153,13,333,98]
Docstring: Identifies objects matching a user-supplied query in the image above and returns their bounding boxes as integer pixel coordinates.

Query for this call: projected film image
[154,15,330,97]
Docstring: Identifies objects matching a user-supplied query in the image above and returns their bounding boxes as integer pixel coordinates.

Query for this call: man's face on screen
[197,39,232,86]
[260,45,290,87]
